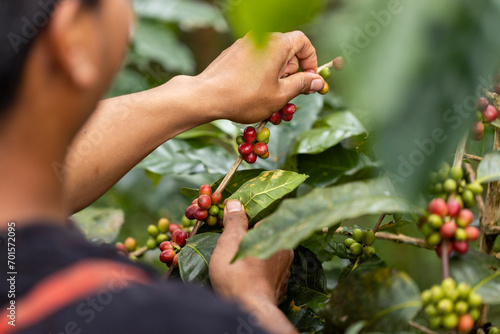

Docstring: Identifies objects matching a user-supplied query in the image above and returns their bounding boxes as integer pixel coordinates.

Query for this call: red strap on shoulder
[0,259,151,334]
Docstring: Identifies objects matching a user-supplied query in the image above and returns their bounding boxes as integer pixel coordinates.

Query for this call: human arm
[63,31,324,213]
[209,200,298,334]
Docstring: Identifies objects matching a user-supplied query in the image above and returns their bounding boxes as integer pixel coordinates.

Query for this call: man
[0,0,325,333]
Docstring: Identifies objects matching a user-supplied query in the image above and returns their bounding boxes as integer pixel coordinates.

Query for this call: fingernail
[310,79,324,92]
[226,200,243,213]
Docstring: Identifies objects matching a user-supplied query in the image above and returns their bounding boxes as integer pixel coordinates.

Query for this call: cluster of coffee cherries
[421,278,482,333]
[185,184,225,227]
[472,96,498,141]
[343,229,376,257]
[268,103,297,126]
[237,126,271,164]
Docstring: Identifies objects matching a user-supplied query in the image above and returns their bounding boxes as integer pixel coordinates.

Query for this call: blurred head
[0,0,133,138]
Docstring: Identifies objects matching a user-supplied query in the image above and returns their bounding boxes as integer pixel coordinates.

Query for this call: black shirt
[0,223,268,334]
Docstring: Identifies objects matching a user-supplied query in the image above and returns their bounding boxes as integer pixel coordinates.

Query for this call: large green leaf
[235,178,417,260]
[287,247,328,307]
[323,265,421,333]
[72,208,124,243]
[477,150,500,184]
[450,250,500,305]
[178,233,220,286]
[228,170,308,225]
[292,111,367,155]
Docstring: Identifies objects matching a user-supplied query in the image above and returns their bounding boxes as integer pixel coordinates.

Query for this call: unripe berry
[456,282,471,299]
[253,142,269,157]
[156,233,169,244]
[238,142,254,155]
[453,241,469,254]
[159,249,176,264]
[172,229,189,247]
[218,208,224,220]
[441,277,456,290]
[455,228,467,241]
[147,224,159,237]
[457,314,474,333]
[468,293,482,308]
[344,238,356,248]
[471,121,484,141]
[349,242,363,256]
[243,126,257,143]
[363,246,376,256]
[124,237,137,252]
[438,162,451,181]
[159,241,174,252]
[319,67,331,79]
[157,218,170,233]
[319,81,329,95]
[428,316,442,329]
[268,112,281,125]
[169,223,181,234]
[442,313,459,329]
[477,97,489,111]
[421,289,433,305]
[467,181,483,195]
[444,179,457,193]
[424,304,438,317]
[447,199,462,218]
[194,208,208,221]
[260,151,270,159]
[362,230,376,245]
[206,216,218,226]
[489,327,500,334]
[462,190,476,208]
[209,205,219,216]
[454,300,469,315]
[450,166,464,181]
[437,298,454,314]
[332,57,345,71]
[199,184,212,196]
[427,232,442,246]
[280,103,296,117]
[146,238,157,250]
[469,308,480,321]
[281,114,294,122]
[256,127,271,142]
[428,198,448,217]
[421,223,434,236]
[198,195,212,210]
[236,135,245,145]
[431,285,444,302]
[243,152,257,164]
[211,192,222,205]
[482,104,498,123]
[465,226,479,241]
[352,229,364,242]
[457,209,474,227]
[428,214,443,229]
[441,221,457,239]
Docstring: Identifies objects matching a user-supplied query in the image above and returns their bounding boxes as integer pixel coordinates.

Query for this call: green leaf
[228,170,308,225]
[178,233,220,286]
[323,265,421,333]
[133,20,195,74]
[225,0,322,44]
[492,119,500,129]
[301,231,356,263]
[235,178,417,260]
[287,247,328,307]
[450,250,500,305]
[72,208,124,243]
[280,299,325,333]
[293,111,367,155]
[477,150,500,184]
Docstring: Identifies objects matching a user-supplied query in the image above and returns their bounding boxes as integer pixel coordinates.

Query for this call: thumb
[219,200,249,249]
[279,72,324,101]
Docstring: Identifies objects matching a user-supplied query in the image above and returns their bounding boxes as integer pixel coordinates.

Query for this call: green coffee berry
[147,224,159,237]
[456,282,471,299]
[421,223,434,236]
[206,216,218,226]
[352,229,363,242]
[443,179,457,193]
[236,135,245,145]
[428,316,442,329]
[429,172,439,184]
[218,209,224,220]
[146,238,157,249]
[489,327,500,334]
[428,214,443,229]
[431,286,444,302]
[468,293,482,308]
[441,277,456,291]
[450,166,463,181]
[363,245,376,256]
[158,218,170,233]
[344,238,356,248]
[455,228,467,241]
[256,127,271,142]
[438,163,451,181]
[467,181,483,195]
[156,233,169,244]
[209,205,219,216]
[349,242,363,256]
[319,67,331,80]
[454,300,469,315]
[442,313,458,329]
[424,304,438,317]
[469,308,480,321]
[362,230,376,245]
[437,298,454,314]
[421,289,433,305]
[426,232,442,246]
[462,189,476,207]
[434,183,444,194]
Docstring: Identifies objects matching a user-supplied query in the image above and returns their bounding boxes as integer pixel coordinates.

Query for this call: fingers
[217,200,249,253]
[284,31,318,72]
[279,72,324,101]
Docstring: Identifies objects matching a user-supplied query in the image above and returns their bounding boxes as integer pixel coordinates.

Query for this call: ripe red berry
[243,152,257,164]
[281,114,294,122]
[471,121,484,141]
[441,221,457,239]
[482,105,498,123]
[457,209,474,227]
[169,223,181,234]
[280,103,296,117]
[159,241,174,252]
[243,126,257,143]
[194,208,208,221]
[198,195,212,210]
[199,184,212,196]
[172,254,179,268]
[477,97,489,111]
[465,226,479,241]
[185,204,198,220]
[172,229,189,247]
[268,112,281,125]
[457,314,474,333]
[447,199,462,218]
[253,142,269,157]
[238,142,254,155]
[211,192,222,205]
[159,249,176,264]
[428,198,448,217]
[453,241,469,254]
[115,242,128,254]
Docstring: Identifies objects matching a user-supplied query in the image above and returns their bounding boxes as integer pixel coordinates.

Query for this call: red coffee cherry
[457,314,474,333]
[172,254,179,268]
[456,209,473,227]
[243,126,257,143]
[159,249,176,264]
[471,121,484,141]
[447,199,462,218]
[238,142,254,155]
[159,241,174,252]
[211,192,222,205]
[477,97,489,111]
[453,240,469,254]
[115,242,128,254]
[465,226,479,241]
[440,221,457,239]
[253,142,269,157]
[172,229,189,247]
[194,208,208,221]
[281,114,294,122]
[199,184,212,196]
[280,103,296,117]
[185,204,198,220]
[198,195,212,210]
[428,198,448,217]
[243,152,257,164]
[169,223,181,234]
[482,105,498,123]
[268,112,282,125]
